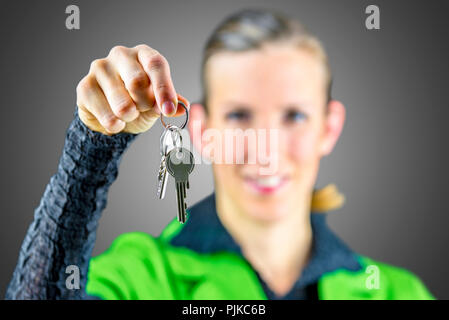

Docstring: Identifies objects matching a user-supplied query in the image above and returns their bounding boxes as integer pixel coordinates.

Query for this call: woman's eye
[284,109,307,123]
[225,110,251,122]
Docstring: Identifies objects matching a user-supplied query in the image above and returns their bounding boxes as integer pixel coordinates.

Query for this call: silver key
[166,147,195,223]
[157,153,169,199]
[157,128,176,199]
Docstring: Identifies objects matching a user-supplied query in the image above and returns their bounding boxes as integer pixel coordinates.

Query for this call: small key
[166,147,195,224]
[157,128,175,199]
[157,154,169,199]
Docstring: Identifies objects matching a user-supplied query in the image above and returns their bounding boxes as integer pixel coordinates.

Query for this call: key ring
[160,100,189,129]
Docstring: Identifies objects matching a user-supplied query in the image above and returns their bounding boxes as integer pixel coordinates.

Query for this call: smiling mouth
[243,175,289,195]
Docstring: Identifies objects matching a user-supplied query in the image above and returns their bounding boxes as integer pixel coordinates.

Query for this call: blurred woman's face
[197,44,334,222]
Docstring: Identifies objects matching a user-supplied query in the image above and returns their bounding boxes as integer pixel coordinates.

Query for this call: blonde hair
[201,8,333,110]
[201,9,343,212]
[311,184,345,212]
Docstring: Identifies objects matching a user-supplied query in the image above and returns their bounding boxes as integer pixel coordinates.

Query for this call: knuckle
[147,53,167,72]
[109,45,129,57]
[76,76,95,96]
[114,97,136,116]
[89,58,107,72]
[155,81,169,91]
[128,73,150,91]
[102,115,119,130]
[134,43,152,51]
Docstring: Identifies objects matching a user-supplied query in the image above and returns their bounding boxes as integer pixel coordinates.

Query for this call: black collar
[170,193,361,291]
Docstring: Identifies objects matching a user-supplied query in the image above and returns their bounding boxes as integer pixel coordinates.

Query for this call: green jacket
[85,195,434,300]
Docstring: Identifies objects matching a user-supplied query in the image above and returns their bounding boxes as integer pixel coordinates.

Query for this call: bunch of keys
[157,100,195,224]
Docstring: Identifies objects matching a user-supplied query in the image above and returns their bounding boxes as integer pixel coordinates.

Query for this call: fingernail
[162,101,176,116]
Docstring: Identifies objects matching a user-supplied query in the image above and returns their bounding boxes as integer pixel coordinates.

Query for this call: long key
[166,148,195,223]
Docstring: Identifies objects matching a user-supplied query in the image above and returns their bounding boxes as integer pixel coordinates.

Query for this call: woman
[6,8,433,300]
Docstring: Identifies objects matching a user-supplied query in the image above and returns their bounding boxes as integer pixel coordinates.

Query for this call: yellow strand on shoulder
[311,183,345,212]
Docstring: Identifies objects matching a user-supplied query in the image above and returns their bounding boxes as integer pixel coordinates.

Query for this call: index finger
[136,45,178,116]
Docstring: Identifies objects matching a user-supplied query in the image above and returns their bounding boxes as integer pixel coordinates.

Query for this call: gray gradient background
[1,0,448,299]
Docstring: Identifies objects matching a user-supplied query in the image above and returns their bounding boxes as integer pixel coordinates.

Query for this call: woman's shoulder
[319,254,435,300]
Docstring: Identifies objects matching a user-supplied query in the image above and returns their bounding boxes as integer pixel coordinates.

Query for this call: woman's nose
[244,118,287,167]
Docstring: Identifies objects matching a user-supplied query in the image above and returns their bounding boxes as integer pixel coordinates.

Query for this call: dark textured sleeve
[5,109,139,300]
